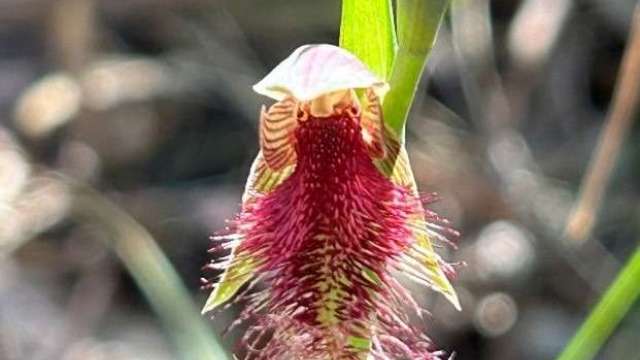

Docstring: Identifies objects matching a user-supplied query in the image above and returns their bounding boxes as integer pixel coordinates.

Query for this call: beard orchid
[203,44,459,360]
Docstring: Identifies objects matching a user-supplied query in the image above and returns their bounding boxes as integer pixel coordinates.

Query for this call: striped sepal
[260,97,298,170]
[203,151,295,314]
[202,247,256,313]
[406,218,460,310]
[374,126,414,190]
[360,88,385,158]
[375,128,460,309]
[242,151,295,203]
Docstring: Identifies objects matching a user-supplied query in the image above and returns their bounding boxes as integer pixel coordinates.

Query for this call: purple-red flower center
[231,111,431,358]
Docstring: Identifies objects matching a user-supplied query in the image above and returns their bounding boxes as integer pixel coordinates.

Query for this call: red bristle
[206,111,453,359]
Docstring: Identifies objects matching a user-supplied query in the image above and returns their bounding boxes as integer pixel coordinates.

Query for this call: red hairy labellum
[203,44,459,360]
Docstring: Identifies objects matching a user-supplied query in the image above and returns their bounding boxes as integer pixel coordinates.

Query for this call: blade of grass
[339,0,397,80]
[384,0,450,138]
[556,246,640,360]
[71,183,231,360]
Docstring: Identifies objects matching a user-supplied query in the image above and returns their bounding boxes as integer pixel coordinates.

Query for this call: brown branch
[565,4,640,243]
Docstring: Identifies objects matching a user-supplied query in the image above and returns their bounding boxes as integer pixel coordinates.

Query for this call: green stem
[383,47,430,138]
[557,247,640,360]
[383,0,450,138]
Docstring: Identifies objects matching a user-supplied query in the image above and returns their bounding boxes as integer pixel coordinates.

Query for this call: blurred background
[1,0,639,359]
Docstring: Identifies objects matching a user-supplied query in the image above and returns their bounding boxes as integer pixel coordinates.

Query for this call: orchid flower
[203,44,459,360]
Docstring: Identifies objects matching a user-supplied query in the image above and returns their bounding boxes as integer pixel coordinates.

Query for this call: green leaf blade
[339,0,397,80]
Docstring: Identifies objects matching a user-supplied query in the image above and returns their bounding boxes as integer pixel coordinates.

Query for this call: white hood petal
[253,44,389,101]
